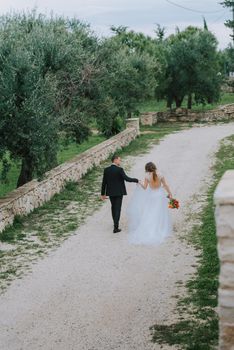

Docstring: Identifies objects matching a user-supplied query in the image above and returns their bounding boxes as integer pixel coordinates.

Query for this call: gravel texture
[0,123,234,350]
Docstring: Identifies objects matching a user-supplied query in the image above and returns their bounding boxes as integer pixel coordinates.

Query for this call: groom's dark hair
[111,154,120,162]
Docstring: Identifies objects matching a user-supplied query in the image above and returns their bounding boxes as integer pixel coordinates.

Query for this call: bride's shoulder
[157,170,164,179]
[145,172,151,180]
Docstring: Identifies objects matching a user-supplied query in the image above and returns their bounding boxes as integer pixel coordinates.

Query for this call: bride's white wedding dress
[127,172,172,245]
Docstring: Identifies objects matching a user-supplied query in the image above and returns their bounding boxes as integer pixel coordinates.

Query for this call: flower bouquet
[168,197,180,209]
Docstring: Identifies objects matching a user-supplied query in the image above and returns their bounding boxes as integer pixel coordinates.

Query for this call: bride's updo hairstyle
[145,162,157,182]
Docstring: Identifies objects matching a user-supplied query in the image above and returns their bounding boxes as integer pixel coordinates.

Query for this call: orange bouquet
[168,197,180,209]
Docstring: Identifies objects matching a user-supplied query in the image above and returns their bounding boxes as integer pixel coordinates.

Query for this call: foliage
[162,26,222,109]
[0,11,228,189]
[219,44,234,74]
[95,29,163,135]
[109,26,168,102]
[0,12,100,186]
[220,0,234,41]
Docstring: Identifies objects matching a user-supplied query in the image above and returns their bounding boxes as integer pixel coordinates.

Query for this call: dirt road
[0,123,234,350]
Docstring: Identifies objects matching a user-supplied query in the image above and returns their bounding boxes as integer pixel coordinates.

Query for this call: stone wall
[139,112,157,125]
[0,118,139,233]
[140,104,234,125]
[214,170,234,350]
[222,78,234,93]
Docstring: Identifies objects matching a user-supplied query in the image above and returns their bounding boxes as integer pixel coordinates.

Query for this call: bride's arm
[139,178,148,190]
[161,177,172,198]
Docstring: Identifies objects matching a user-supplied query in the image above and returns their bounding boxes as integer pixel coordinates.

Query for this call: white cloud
[0,0,232,48]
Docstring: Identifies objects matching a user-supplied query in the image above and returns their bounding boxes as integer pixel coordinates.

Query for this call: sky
[0,0,232,48]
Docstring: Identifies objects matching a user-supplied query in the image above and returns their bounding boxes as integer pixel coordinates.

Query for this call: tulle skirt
[127,185,172,245]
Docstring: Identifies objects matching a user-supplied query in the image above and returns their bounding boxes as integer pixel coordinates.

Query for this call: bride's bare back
[146,172,161,189]
[141,172,172,198]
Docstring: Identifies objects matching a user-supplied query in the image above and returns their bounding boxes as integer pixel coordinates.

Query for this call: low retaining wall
[139,112,158,125]
[0,118,139,233]
[222,78,234,93]
[214,170,234,349]
[140,104,234,125]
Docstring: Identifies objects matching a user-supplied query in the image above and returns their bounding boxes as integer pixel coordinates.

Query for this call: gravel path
[0,123,234,350]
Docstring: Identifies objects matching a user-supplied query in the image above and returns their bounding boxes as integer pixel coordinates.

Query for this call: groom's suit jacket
[101,164,138,197]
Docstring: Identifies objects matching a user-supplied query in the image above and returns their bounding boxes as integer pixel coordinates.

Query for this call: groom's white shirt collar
[112,163,118,166]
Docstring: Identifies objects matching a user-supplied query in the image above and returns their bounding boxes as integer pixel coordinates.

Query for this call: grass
[0,122,190,293]
[137,92,234,113]
[57,135,105,164]
[190,92,234,111]
[136,99,167,113]
[150,134,234,350]
[0,134,105,198]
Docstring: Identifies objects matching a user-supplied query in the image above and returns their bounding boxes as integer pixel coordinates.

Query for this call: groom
[101,154,139,233]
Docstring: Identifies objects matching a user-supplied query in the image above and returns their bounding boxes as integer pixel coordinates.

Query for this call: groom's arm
[101,169,107,196]
[120,168,138,183]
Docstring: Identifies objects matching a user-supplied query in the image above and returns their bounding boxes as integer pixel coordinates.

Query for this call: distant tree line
[0,12,229,186]
[221,0,234,43]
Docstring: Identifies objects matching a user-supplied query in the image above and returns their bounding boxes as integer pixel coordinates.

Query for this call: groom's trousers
[109,196,123,229]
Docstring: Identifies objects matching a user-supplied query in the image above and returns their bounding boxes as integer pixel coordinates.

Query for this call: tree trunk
[207,97,212,104]
[187,94,192,109]
[17,157,34,187]
[167,97,172,110]
[127,111,132,118]
[175,96,183,108]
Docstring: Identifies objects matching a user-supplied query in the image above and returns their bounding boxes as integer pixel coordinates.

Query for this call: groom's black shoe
[113,228,121,233]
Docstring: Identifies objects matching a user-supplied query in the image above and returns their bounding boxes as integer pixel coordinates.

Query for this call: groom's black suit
[101,164,138,230]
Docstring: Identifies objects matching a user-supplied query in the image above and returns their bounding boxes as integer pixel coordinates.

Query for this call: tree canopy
[0,11,225,188]
[160,26,222,109]
[221,0,234,42]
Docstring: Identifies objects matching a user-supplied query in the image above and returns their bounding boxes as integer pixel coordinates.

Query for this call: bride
[127,162,173,245]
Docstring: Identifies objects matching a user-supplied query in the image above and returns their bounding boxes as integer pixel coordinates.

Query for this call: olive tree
[162,26,222,109]
[0,12,100,186]
[95,28,163,136]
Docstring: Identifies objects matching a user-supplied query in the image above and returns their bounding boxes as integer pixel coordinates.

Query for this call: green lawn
[57,135,105,164]
[0,134,105,198]
[136,99,167,113]
[137,92,234,113]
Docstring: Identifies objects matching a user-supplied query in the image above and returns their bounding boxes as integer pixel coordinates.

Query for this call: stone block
[214,170,234,205]
[219,305,234,324]
[140,114,153,126]
[215,205,234,238]
[219,324,234,350]
[218,238,234,262]
[142,103,234,124]
[215,170,234,350]
[219,288,234,309]
[220,262,234,287]
[126,118,140,135]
